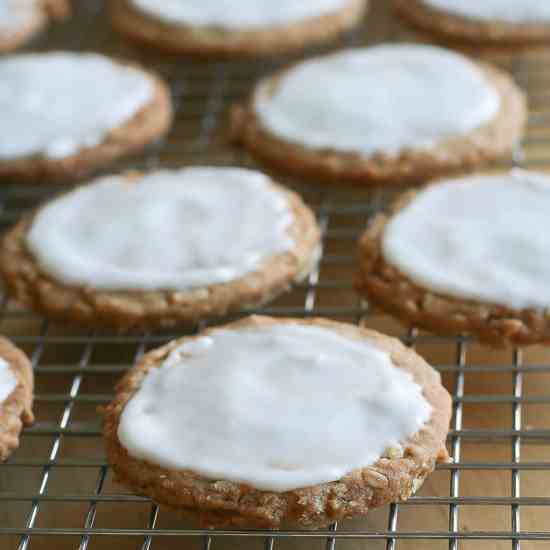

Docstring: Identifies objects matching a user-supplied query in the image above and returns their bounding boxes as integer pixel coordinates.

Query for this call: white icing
[0,0,37,35]
[131,0,352,30]
[382,170,550,310]
[0,358,17,404]
[118,323,432,492]
[26,168,294,291]
[0,52,154,160]
[255,44,500,157]
[423,0,550,23]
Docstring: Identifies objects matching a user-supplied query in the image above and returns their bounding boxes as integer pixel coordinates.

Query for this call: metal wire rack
[2,1,550,549]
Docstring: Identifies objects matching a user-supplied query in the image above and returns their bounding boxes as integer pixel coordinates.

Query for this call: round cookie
[0,0,70,53]
[231,44,526,187]
[0,168,321,331]
[356,170,550,348]
[103,315,451,528]
[0,52,173,183]
[0,337,34,461]
[394,0,550,48]
[109,0,368,58]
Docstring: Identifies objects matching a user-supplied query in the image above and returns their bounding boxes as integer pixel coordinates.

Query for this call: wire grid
[1,1,550,549]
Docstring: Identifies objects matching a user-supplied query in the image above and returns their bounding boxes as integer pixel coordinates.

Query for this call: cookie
[0,0,70,53]
[109,0,368,58]
[356,170,550,348]
[231,44,526,187]
[0,52,173,183]
[103,315,451,528]
[394,0,550,48]
[0,337,34,461]
[0,168,320,331]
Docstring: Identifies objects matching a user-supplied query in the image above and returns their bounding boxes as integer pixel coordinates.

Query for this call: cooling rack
[2,1,550,549]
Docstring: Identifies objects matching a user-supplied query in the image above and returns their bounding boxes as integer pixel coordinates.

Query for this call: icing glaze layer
[255,44,500,157]
[118,324,432,492]
[0,52,154,160]
[383,170,550,310]
[131,0,352,30]
[0,0,36,34]
[26,168,294,291]
[0,358,17,404]
[423,0,550,23]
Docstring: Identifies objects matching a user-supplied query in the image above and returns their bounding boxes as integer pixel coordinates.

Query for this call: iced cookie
[0,337,34,461]
[0,52,172,183]
[0,0,69,53]
[110,0,368,58]
[356,170,550,347]
[232,44,526,186]
[394,0,550,47]
[0,168,320,330]
[103,315,451,528]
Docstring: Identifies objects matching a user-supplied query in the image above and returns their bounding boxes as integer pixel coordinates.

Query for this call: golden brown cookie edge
[109,0,368,58]
[355,180,550,348]
[0,337,34,461]
[232,59,526,186]
[393,0,550,48]
[103,315,451,528]
[0,0,70,53]
[0,175,321,331]
[0,58,173,183]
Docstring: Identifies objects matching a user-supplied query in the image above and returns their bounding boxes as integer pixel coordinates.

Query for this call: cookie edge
[393,0,550,48]
[0,0,70,53]
[231,57,526,186]
[109,0,368,58]
[0,337,34,461]
[0,57,173,183]
[0,173,321,331]
[103,315,451,528]
[355,178,550,347]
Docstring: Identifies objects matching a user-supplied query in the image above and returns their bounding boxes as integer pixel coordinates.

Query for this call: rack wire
[1,1,550,549]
